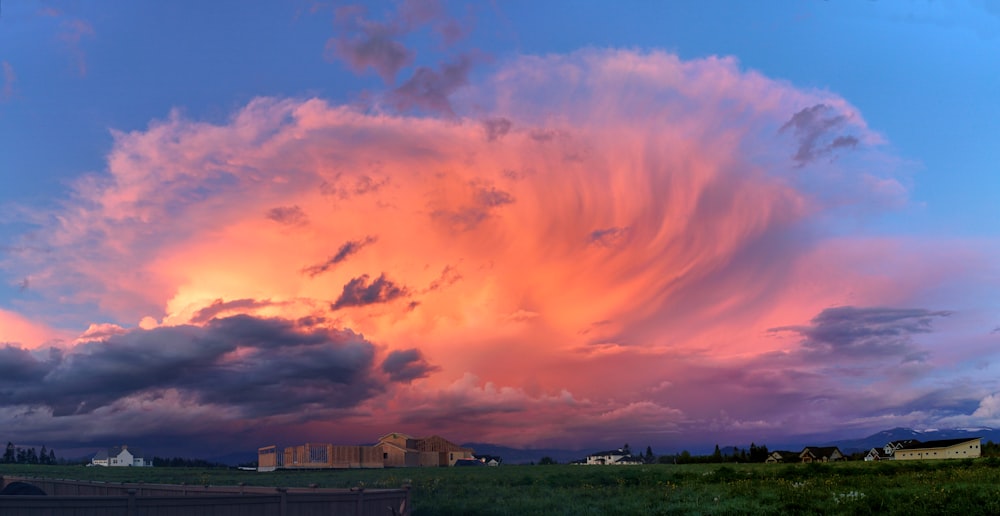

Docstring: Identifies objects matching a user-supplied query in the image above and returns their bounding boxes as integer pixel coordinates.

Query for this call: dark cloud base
[0,314,436,419]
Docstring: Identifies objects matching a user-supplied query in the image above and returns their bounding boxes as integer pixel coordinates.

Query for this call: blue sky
[0,1,999,456]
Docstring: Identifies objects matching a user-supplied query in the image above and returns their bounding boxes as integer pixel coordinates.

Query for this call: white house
[90,445,151,467]
[864,440,920,461]
[584,449,641,465]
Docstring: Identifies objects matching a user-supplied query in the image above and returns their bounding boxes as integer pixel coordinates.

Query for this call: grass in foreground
[6,459,1000,515]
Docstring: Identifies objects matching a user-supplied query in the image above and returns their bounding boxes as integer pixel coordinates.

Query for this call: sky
[1,0,999,459]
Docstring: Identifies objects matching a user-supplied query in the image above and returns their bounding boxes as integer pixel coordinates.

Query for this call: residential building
[584,449,642,465]
[257,433,474,471]
[90,445,151,467]
[799,446,845,463]
[892,438,981,461]
[765,450,800,464]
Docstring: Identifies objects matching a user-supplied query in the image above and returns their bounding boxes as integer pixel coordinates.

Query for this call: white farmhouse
[585,448,641,465]
[90,445,151,467]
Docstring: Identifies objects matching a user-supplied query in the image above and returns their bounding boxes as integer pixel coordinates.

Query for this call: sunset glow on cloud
[2,1,999,457]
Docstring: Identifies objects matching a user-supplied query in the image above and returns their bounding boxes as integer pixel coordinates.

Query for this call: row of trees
[3,442,59,464]
[538,442,774,465]
[150,457,229,468]
[668,443,771,464]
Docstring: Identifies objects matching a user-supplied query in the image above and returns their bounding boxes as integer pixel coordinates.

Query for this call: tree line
[3,442,59,465]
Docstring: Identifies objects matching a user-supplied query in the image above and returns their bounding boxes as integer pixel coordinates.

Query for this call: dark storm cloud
[771,306,951,358]
[303,236,377,278]
[779,104,861,166]
[0,315,385,417]
[0,345,53,383]
[265,205,308,226]
[331,274,408,310]
[381,348,439,382]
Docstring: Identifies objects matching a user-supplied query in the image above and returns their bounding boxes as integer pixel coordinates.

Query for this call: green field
[6,460,1000,515]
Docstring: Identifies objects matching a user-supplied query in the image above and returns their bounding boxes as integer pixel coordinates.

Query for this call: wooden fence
[0,475,410,516]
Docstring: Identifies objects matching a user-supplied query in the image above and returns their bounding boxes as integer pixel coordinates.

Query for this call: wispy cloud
[303,236,378,278]
[58,19,95,77]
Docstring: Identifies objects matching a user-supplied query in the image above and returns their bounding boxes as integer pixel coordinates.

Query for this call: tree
[712,444,722,463]
[538,456,557,465]
[40,445,49,465]
[645,446,654,464]
[27,447,39,464]
[623,443,631,456]
[49,449,57,464]
[16,447,27,463]
[3,442,14,464]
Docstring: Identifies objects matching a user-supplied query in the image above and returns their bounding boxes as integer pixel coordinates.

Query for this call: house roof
[867,448,891,459]
[898,438,980,450]
[588,449,626,457]
[93,445,144,460]
[801,446,842,457]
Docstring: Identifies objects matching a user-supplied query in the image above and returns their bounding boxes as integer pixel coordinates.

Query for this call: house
[799,446,845,463]
[377,433,475,467]
[765,450,800,464]
[865,439,921,461]
[257,432,474,471]
[474,454,502,466]
[90,445,151,467]
[584,449,641,465]
[864,448,890,461]
[885,439,919,456]
[892,438,981,461]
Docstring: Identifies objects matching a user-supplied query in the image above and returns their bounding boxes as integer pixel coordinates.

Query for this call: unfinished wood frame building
[257,433,474,471]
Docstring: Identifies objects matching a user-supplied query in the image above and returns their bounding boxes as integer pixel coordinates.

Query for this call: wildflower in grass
[833,491,865,504]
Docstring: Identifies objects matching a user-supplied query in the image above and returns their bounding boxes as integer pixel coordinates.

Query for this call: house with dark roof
[865,439,921,461]
[765,450,800,464]
[257,432,475,471]
[893,438,980,461]
[584,449,641,465]
[799,446,845,463]
[90,445,151,467]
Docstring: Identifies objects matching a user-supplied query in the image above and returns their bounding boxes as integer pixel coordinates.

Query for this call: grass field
[6,459,1000,514]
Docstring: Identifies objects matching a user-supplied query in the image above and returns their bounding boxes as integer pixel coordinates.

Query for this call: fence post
[277,487,288,516]
[127,489,137,516]
[355,486,364,516]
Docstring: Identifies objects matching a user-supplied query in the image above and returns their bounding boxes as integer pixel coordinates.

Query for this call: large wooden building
[257,433,474,471]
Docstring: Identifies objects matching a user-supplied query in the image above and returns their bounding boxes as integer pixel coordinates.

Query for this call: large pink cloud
[3,49,995,453]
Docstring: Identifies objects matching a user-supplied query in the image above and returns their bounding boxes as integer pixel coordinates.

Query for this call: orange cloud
[9,49,982,449]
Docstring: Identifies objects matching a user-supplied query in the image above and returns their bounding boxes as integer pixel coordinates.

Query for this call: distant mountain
[824,427,1000,454]
[461,442,590,465]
